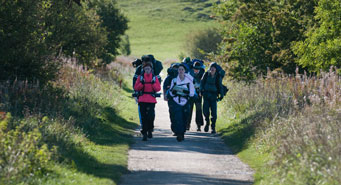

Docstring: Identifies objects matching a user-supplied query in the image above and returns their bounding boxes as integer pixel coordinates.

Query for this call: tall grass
[219,67,341,184]
[0,60,137,184]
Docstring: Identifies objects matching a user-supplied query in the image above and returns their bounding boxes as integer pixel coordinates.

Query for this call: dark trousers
[167,99,176,133]
[187,96,204,128]
[203,95,217,129]
[139,102,155,134]
[169,99,190,135]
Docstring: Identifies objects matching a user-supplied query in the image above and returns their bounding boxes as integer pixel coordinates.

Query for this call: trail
[120,96,254,185]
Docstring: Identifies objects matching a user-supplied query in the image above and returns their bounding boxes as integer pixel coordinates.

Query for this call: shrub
[184,28,222,60]
[119,35,131,56]
[0,114,51,185]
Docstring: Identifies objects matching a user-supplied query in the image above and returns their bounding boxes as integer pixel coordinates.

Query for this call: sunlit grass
[117,0,220,61]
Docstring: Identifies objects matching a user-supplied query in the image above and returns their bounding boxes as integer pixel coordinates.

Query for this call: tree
[214,0,318,81]
[0,0,128,83]
[293,0,341,72]
[91,0,128,63]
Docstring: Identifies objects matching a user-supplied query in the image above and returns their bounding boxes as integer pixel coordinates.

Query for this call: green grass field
[116,0,220,61]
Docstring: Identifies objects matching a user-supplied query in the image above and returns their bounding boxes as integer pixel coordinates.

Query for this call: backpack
[132,72,161,98]
[202,63,228,100]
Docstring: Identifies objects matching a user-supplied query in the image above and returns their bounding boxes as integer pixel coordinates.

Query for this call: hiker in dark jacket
[200,62,224,134]
[186,61,205,131]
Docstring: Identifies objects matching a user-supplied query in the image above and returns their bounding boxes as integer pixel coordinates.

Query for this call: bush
[184,28,222,60]
[119,35,131,56]
[0,114,51,185]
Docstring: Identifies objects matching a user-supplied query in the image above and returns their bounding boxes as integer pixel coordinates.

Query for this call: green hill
[116,0,220,61]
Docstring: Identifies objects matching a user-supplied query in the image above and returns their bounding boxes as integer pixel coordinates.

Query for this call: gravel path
[120,97,254,185]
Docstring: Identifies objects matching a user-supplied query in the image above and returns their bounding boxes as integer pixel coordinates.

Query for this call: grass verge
[0,63,138,185]
[217,69,341,184]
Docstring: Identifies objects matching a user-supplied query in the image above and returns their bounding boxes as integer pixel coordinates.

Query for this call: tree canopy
[0,0,127,83]
[214,0,340,81]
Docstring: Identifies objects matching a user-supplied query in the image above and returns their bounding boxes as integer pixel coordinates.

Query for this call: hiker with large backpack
[133,54,163,88]
[186,60,205,131]
[200,62,226,134]
[167,63,195,142]
[163,63,180,135]
[132,55,163,126]
[134,62,161,141]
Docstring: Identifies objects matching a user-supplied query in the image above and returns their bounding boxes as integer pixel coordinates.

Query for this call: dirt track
[120,95,254,185]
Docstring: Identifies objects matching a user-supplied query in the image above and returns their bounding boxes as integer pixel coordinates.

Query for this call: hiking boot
[211,122,216,134]
[204,124,209,132]
[142,133,147,141]
[176,135,181,142]
[147,131,153,138]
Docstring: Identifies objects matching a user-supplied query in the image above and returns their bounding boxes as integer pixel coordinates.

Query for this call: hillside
[116,0,220,61]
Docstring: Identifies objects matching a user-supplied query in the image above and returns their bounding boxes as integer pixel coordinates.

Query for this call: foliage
[0,0,127,83]
[214,0,318,81]
[89,0,128,63]
[119,35,131,56]
[293,0,341,73]
[218,68,341,184]
[0,114,51,185]
[184,28,222,60]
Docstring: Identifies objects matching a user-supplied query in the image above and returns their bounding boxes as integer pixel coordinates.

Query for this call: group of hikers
[132,54,228,142]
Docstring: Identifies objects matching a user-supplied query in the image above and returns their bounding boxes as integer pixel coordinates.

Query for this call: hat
[170,63,180,69]
[209,62,218,69]
[142,62,153,68]
[193,61,203,70]
[178,63,187,69]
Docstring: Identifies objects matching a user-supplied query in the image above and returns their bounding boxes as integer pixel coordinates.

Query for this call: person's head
[143,62,153,74]
[178,63,186,76]
[193,61,202,74]
[209,62,217,76]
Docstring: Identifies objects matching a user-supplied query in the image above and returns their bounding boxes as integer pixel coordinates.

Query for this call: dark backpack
[202,63,228,100]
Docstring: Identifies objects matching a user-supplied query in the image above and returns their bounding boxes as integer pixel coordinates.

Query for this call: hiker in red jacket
[134,62,161,141]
